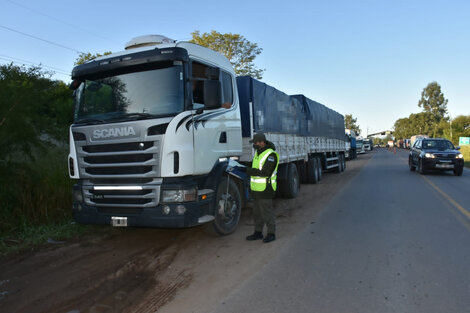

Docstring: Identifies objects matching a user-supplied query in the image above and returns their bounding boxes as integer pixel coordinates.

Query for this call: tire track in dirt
[0,229,192,313]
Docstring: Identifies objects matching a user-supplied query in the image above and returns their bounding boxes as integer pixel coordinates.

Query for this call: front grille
[86,166,152,175]
[83,142,153,153]
[90,178,154,184]
[434,153,455,159]
[91,189,153,196]
[76,139,161,179]
[84,154,153,164]
[75,136,162,208]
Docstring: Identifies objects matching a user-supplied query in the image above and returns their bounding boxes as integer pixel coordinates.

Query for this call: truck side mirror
[203,80,222,110]
[69,79,82,90]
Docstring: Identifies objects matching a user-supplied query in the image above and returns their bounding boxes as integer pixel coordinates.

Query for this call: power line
[5,0,118,44]
[0,54,71,76]
[0,53,70,74]
[0,24,83,53]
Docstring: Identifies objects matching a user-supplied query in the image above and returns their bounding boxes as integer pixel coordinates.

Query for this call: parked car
[409,138,464,176]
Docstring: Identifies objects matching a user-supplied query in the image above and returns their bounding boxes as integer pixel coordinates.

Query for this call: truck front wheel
[209,176,242,236]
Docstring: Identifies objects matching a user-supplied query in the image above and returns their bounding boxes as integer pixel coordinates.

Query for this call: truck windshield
[74,63,184,124]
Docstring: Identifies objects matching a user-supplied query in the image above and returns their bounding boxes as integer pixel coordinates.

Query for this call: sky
[1,0,469,134]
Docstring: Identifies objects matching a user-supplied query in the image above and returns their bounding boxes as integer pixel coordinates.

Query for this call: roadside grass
[0,222,100,257]
[460,145,470,168]
[0,147,100,258]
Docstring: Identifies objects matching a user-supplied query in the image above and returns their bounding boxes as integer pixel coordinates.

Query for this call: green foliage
[393,111,470,148]
[451,115,470,143]
[460,145,470,168]
[0,220,97,257]
[0,64,75,248]
[75,51,112,66]
[190,30,264,79]
[344,114,361,135]
[0,64,73,161]
[418,82,448,137]
[393,112,435,139]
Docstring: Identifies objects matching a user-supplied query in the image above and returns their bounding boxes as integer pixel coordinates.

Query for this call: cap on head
[249,132,266,143]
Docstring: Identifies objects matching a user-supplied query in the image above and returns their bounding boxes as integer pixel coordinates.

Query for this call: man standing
[244,132,279,243]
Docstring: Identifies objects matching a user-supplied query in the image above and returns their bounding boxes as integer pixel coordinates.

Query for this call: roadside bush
[460,145,470,168]
[0,148,72,235]
[0,64,74,249]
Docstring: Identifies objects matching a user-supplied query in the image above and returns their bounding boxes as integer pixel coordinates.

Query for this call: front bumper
[72,183,214,228]
[422,158,464,171]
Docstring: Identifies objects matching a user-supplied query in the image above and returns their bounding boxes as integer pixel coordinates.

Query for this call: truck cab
[68,35,243,234]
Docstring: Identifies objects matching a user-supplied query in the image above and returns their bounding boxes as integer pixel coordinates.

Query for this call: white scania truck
[68,35,346,235]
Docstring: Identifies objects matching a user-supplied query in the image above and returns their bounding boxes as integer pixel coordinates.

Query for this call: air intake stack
[125,34,176,50]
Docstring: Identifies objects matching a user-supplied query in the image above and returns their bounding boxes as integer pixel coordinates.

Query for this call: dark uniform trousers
[253,198,276,234]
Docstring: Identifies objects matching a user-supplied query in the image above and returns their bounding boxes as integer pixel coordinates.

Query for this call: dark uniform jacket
[245,141,278,199]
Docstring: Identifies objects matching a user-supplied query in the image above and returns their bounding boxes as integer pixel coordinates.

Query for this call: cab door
[190,61,242,175]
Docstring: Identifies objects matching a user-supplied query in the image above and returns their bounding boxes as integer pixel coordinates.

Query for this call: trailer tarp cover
[237,76,345,140]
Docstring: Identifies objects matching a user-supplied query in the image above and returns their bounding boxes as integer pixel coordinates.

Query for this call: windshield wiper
[74,118,107,125]
[107,113,169,122]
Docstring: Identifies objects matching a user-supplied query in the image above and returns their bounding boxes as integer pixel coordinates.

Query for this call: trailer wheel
[299,161,308,184]
[307,157,318,184]
[279,163,300,198]
[333,154,342,173]
[316,157,323,180]
[207,177,241,236]
[339,154,345,172]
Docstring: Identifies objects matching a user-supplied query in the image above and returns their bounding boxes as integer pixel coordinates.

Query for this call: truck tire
[333,155,341,173]
[279,163,300,198]
[316,157,323,181]
[342,154,346,171]
[338,154,345,172]
[299,161,308,184]
[207,176,241,236]
[307,157,319,184]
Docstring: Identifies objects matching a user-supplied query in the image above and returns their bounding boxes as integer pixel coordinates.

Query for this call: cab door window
[191,62,218,108]
[190,62,233,109]
[221,71,233,109]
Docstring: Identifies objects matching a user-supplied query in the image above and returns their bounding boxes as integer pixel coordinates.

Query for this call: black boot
[263,233,276,243]
[246,231,263,241]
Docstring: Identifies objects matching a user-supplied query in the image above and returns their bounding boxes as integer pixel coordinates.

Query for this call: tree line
[393,82,470,144]
[0,64,73,239]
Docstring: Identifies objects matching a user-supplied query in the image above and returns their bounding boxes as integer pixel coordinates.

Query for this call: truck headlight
[425,153,435,158]
[456,153,464,159]
[161,188,197,203]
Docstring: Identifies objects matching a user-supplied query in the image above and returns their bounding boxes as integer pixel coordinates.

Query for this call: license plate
[436,164,454,169]
[111,217,128,227]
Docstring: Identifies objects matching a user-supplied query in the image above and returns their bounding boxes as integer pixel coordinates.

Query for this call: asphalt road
[212,149,470,313]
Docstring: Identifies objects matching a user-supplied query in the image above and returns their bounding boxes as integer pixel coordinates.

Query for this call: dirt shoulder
[0,153,373,313]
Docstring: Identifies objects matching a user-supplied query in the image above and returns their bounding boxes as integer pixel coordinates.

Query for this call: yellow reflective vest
[250,148,279,192]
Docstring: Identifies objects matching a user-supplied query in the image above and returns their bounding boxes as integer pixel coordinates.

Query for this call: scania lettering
[93,127,136,139]
[68,34,347,235]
